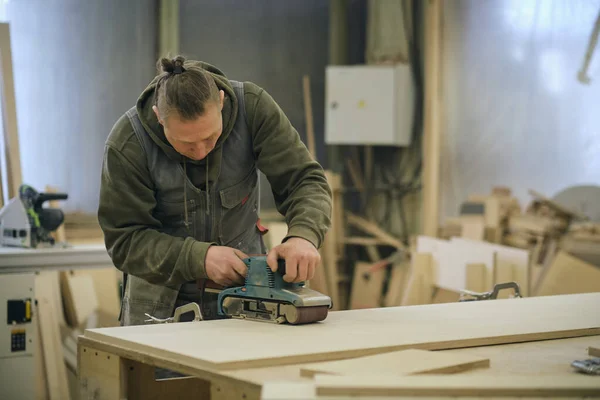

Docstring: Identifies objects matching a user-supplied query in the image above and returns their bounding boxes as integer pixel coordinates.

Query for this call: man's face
[153,90,224,161]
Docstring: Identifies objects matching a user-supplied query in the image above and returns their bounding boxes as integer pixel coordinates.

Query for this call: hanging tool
[459,282,522,302]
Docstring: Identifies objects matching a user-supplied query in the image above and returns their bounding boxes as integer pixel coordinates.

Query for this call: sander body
[217,256,331,324]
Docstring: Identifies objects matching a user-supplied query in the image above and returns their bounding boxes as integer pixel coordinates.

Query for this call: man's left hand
[266,237,321,283]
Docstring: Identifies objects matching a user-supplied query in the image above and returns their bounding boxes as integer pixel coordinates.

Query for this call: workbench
[0,243,116,400]
[77,293,600,399]
[0,243,112,273]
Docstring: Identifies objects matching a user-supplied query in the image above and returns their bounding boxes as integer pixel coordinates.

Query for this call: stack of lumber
[429,187,600,305]
[439,186,520,244]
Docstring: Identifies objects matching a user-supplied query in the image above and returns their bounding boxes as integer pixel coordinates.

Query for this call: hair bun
[159,55,186,74]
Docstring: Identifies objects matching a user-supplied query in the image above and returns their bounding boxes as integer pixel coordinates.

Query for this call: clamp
[144,302,203,324]
[459,282,522,302]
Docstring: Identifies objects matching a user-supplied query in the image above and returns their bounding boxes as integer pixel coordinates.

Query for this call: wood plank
[60,272,98,328]
[460,217,485,240]
[349,262,385,309]
[465,263,487,292]
[346,212,405,250]
[431,286,460,304]
[384,261,409,307]
[313,374,600,397]
[300,349,489,378]
[493,258,515,299]
[589,346,600,357]
[302,75,316,158]
[0,23,22,199]
[83,293,600,371]
[69,268,121,326]
[535,251,600,296]
[400,252,433,306]
[451,237,529,296]
[36,273,71,400]
[418,236,495,292]
[421,0,443,236]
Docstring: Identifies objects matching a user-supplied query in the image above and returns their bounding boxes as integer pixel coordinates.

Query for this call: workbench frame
[78,334,600,400]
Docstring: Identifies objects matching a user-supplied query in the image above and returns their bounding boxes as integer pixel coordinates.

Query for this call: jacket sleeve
[98,130,210,287]
[245,83,332,249]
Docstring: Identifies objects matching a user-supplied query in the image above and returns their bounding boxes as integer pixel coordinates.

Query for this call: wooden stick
[302,75,316,159]
[421,0,443,236]
[347,212,406,250]
[0,23,22,199]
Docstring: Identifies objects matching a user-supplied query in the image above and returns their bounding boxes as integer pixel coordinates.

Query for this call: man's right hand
[204,246,249,287]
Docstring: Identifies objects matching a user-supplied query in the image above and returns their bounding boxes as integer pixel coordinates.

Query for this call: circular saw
[216,256,332,325]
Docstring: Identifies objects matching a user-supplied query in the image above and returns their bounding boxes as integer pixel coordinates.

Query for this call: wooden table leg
[211,377,262,400]
[78,344,125,399]
[78,342,211,399]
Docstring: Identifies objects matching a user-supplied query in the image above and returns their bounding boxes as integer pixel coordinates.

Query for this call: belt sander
[216,256,331,324]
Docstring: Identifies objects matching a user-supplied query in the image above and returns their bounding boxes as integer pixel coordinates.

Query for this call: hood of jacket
[135,61,238,187]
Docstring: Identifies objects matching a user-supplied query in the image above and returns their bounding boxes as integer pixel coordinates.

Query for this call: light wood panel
[299,349,489,378]
[313,374,600,397]
[84,293,600,371]
[451,237,530,296]
[0,23,22,199]
[417,236,495,292]
[421,0,443,236]
[349,262,385,309]
[535,251,600,296]
[589,346,600,357]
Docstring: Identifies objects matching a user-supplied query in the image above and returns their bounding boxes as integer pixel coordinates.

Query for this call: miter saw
[216,256,332,325]
[0,184,68,248]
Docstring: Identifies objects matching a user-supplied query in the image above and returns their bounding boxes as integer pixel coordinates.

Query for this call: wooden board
[313,374,600,397]
[0,23,22,199]
[349,262,385,309]
[35,273,71,400]
[300,349,489,378]
[535,251,600,296]
[451,237,530,296]
[417,236,495,292]
[83,293,600,371]
[383,261,409,307]
[400,253,433,306]
[589,346,600,357]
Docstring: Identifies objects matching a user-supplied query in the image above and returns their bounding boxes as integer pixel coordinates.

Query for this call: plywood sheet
[349,262,384,309]
[300,349,489,378]
[417,236,495,292]
[313,374,600,397]
[535,251,600,296]
[451,237,530,296]
[84,293,600,371]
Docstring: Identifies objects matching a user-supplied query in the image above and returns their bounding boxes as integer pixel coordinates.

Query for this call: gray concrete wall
[7,0,156,212]
[180,0,365,211]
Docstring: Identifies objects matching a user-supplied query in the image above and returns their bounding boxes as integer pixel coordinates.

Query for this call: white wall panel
[441,0,600,219]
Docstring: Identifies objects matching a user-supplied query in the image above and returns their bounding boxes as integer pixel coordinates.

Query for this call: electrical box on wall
[325,64,414,146]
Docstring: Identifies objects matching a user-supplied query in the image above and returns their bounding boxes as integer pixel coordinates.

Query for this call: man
[98,56,332,325]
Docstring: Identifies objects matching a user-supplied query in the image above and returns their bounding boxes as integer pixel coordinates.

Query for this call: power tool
[0,184,68,248]
[216,256,332,324]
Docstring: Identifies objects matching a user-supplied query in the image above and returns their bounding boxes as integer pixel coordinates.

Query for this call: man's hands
[267,237,321,283]
[204,246,248,287]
